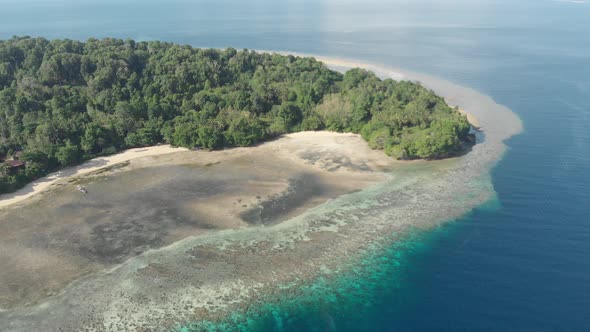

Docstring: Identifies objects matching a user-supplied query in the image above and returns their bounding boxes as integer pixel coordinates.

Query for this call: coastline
[0,52,486,211]
[0,131,392,310]
[0,54,522,331]
[457,108,480,128]
[0,145,188,210]
[313,54,522,138]
[266,51,508,133]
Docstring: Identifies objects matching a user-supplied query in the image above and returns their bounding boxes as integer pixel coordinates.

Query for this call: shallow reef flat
[0,131,389,312]
[0,57,521,332]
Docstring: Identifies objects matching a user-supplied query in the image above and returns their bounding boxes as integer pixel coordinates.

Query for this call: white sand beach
[0,145,188,209]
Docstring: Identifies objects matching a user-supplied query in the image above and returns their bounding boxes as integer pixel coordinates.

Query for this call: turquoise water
[172,228,441,332]
[2,0,590,330]
[171,203,500,332]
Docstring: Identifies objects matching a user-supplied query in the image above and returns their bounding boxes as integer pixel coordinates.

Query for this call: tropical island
[0,36,471,195]
[0,37,524,331]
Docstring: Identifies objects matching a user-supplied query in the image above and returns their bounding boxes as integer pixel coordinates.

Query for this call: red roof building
[5,160,25,169]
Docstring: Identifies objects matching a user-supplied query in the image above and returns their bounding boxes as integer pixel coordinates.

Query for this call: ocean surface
[1,0,589,331]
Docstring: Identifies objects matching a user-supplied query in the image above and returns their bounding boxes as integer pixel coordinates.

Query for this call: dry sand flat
[0,56,522,331]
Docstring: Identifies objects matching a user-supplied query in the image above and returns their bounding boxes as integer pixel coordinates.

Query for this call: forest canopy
[0,36,472,194]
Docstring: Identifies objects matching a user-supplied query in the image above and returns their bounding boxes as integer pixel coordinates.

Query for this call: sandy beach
[0,55,522,332]
[0,145,188,210]
[457,108,480,128]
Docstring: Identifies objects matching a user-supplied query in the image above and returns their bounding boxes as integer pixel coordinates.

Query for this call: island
[0,36,471,195]
[0,37,523,332]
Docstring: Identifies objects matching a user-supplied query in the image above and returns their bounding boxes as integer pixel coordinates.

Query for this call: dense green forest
[0,36,471,194]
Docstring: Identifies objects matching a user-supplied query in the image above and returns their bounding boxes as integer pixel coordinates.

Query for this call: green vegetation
[0,36,471,194]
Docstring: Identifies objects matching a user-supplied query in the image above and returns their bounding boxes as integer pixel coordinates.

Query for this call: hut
[5,160,26,171]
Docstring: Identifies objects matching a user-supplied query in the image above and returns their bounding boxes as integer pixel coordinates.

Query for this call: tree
[226,113,265,146]
[315,94,354,131]
[276,102,302,129]
[56,140,81,166]
[81,123,115,156]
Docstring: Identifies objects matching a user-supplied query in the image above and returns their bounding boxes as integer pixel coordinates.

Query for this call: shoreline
[0,130,391,310]
[0,54,522,331]
[457,108,480,128]
[0,54,481,211]
[0,145,188,210]
[313,54,522,137]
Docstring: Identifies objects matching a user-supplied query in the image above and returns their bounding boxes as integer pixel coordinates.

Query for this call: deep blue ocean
[1,0,589,330]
